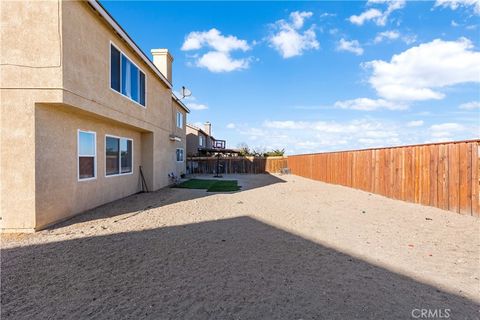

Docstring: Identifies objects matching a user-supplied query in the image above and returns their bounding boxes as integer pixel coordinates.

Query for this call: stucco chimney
[204,122,212,136]
[151,49,173,83]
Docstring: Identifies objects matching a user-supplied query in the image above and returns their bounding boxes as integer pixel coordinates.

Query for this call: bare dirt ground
[1,174,479,319]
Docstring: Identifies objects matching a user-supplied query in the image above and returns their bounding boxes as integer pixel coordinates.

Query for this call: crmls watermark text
[411,308,451,319]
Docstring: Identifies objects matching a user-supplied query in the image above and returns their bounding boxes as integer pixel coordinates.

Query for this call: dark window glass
[112,45,145,106]
[106,137,119,175]
[130,64,139,102]
[120,139,132,173]
[139,72,145,106]
[110,45,120,92]
[176,149,184,162]
[79,157,94,179]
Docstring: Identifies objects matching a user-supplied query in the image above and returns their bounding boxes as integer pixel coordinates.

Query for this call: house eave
[172,94,190,113]
[86,0,172,89]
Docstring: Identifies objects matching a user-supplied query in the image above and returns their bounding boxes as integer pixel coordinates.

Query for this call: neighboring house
[0,1,190,232]
[186,122,225,156]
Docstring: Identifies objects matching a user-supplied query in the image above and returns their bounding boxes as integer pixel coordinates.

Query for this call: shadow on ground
[46,173,286,230]
[1,216,478,319]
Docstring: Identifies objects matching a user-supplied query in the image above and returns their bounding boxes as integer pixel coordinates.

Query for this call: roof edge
[172,94,190,113]
[87,0,172,89]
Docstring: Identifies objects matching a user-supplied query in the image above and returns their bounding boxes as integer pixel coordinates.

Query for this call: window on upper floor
[110,43,146,107]
[199,135,205,147]
[176,111,183,129]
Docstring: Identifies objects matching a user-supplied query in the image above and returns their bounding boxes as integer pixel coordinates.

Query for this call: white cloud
[334,98,407,111]
[226,123,236,129]
[175,93,209,111]
[401,34,417,45]
[459,101,480,109]
[406,120,424,127]
[349,9,383,26]
[350,0,406,26]
[229,117,477,155]
[290,11,313,29]
[374,30,417,44]
[374,30,400,43]
[268,11,320,58]
[186,102,208,111]
[430,122,465,138]
[365,38,480,101]
[337,39,364,55]
[196,51,250,73]
[181,28,251,72]
[434,0,480,15]
[181,28,249,52]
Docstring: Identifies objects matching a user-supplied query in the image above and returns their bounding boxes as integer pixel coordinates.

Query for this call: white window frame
[199,135,205,147]
[176,111,183,129]
[77,129,97,182]
[105,134,134,177]
[176,148,184,162]
[109,41,147,108]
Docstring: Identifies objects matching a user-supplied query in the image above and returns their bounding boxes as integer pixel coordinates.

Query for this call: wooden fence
[288,140,479,216]
[187,156,288,174]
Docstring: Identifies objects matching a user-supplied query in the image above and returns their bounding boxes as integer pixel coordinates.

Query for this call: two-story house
[186,122,226,156]
[0,1,189,232]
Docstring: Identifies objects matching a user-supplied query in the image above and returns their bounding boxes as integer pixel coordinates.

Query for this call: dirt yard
[1,174,479,319]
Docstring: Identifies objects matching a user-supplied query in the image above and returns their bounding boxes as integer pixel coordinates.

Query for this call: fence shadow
[2,216,478,319]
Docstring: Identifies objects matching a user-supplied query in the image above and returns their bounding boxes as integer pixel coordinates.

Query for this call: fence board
[288,140,479,216]
[404,147,415,203]
[448,144,460,213]
[428,145,438,207]
[459,143,471,215]
[472,143,479,217]
[437,144,449,211]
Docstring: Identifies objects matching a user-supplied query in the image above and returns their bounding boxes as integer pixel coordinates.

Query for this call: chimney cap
[151,49,174,61]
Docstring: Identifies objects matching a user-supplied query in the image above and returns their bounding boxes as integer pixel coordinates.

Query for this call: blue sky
[101,0,480,154]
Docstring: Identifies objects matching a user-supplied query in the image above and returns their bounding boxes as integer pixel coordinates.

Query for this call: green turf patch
[206,180,241,192]
[174,179,241,192]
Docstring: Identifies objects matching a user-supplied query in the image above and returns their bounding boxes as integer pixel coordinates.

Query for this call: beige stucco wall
[34,104,143,229]
[1,1,64,231]
[0,1,188,232]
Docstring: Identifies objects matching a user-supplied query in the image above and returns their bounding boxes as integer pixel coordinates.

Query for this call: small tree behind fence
[187,156,288,174]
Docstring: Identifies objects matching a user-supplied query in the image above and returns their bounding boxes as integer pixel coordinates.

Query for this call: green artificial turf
[174,179,241,192]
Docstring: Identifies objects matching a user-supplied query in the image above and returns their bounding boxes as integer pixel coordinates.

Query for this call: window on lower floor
[78,130,96,180]
[106,135,133,176]
[176,148,184,162]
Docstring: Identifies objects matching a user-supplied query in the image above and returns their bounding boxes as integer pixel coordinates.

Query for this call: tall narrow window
[199,135,205,147]
[106,136,119,176]
[110,45,121,92]
[78,130,96,180]
[106,136,133,176]
[110,43,146,107]
[139,72,146,106]
[176,148,184,162]
[176,111,183,128]
[120,139,133,173]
